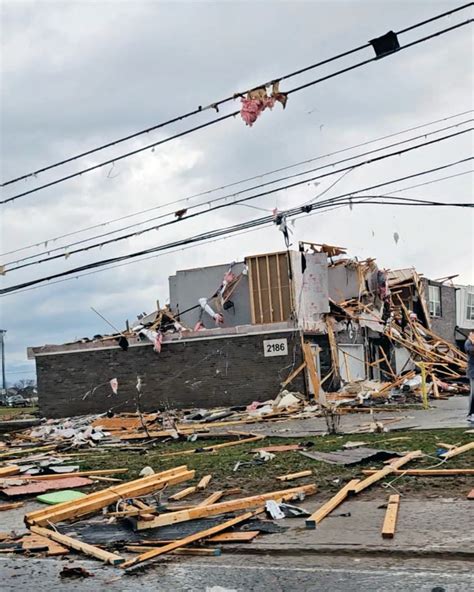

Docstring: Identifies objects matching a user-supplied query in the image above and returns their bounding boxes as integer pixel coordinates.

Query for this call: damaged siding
[35,330,305,418]
[422,279,457,344]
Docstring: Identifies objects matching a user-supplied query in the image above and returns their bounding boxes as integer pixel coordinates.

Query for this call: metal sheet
[299,447,400,466]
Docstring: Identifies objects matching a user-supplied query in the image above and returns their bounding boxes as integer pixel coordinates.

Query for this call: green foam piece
[36,490,86,505]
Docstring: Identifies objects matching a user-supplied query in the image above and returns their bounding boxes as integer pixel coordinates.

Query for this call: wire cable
[4,128,470,273]
[5,118,471,267]
[2,158,472,294]
[3,109,471,258]
[2,2,471,189]
[2,16,472,205]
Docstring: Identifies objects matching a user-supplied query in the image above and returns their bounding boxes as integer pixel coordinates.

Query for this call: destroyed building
[28,243,466,418]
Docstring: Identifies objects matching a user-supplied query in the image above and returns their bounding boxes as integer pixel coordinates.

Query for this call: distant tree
[14,378,36,390]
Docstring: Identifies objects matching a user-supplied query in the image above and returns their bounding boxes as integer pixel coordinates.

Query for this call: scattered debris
[381,494,400,539]
[60,566,94,579]
[299,447,401,466]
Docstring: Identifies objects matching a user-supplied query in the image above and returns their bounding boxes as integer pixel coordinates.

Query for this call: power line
[2,158,471,294]
[2,17,473,206]
[3,109,471,259]
[5,117,471,267]
[2,2,471,189]
[5,169,472,298]
[4,128,471,273]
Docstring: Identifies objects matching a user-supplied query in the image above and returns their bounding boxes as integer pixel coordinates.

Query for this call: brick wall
[36,330,306,418]
[423,279,457,343]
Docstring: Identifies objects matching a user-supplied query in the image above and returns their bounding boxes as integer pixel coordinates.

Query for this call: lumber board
[276,470,312,482]
[0,445,57,459]
[197,491,224,506]
[29,525,124,564]
[1,469,129,481]
[0,502,24,511]
[158,435,265,457]
[381,494,400,539]
[122,510,257,568]
[208,530,260,542]
[348,451,422,495]
[362,469,474,476]
[124,545,221,556]
[303,342,323,403]
[25,466,193,526]
[137,483,317,530]
[0,466,20,477]
[305,479,360,529]
[280,362,306,388]
[20,532,68,556]
[197,474,212,490]
[439,441,474,460]
[169,486,197,501]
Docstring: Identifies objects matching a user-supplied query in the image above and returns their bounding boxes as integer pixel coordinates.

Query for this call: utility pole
[0,330,6,394]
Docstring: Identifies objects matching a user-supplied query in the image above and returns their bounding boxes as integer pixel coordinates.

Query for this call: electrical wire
[2,2,471,189]
[5,118,471,267]
[3,109,471,259]
[5,169,472,298]
[2,16,473,205]
[3,128,471,273]
[2,158,472,294]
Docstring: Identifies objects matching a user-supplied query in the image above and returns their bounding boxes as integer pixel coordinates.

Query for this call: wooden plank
[209,531,260,543]
[439,442,474,460]
[1,469,129,481]
[169,486,197,501]
[265,255,274,322]
[0,501,23,511]
[29,525,124,564]
[381,494,400,539]
[276,470,312,482]
[25,466,193,526]
[305,479,360,529]
[158,435,265,458]
[303,342,322,403]
[467,489,474,500]
[197,491,224,506]
[197,475,212,490]
[0,466,20,477]
[124,545,221,556]
[280,362,306,388]
[20,532,68,556]
[137,483,317,530]
[275,253,284,321]
[347,451,422,495]
[0,445,57,459]
[247,258,256,324]
[255,256,264,323]
[122,510,258,568]
[362,469,474,476]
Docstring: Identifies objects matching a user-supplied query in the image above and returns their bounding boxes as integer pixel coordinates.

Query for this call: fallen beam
[348,451,422,495]
[123,510,258,568]
[362,469,474,476]
[276,470,312,482]
[158,435,265,458]
[439,441,474,460]
[381,494,400,539]
[168,486,197,501]
[137,483,317,530]
[0,466,20,477]
[29,525,124,565]
[25,466,193,526]
[3,469,129,481]
[305,479,360,529]
[197,491,224,506]
[197,475,212,490]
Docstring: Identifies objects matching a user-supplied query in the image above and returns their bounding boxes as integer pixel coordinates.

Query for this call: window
[428,284,441,318]
[467,293,474,321]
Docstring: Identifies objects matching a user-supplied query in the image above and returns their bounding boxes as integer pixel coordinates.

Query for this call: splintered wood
[381,495,400,539]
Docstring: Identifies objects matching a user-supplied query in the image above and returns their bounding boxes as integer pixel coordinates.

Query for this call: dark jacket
[464,339,474,379]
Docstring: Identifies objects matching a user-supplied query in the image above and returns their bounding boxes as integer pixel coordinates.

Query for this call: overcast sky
[1,0,473,384]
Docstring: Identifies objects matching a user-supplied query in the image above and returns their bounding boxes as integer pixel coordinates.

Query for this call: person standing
[464,331,474,422]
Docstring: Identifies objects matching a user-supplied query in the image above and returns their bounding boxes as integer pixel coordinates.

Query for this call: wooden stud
[169,486,197,501]
[303,342,322,403]
[381,494,400,539]
[0,466,20,477]
[362,469,474,476]
[265,255,274,322]
[439,442,474,460]
[2,469,129,481]
[136,483,317,530]
[208,531,260,543]
[0,502,24,511]
[275,253,284,322]
[124,545,221,556]
[158,435,265,458]
[197,491,224,506]
[280,362,307,389]
[255,257,264,324]
[197,475,212,490]
[29,525,124,565]
[276,470,312,482]
[305,479,360,529]
[122,510,259,568]
[247,258,256,325]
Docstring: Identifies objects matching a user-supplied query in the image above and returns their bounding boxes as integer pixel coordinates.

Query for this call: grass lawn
[75,427,474,499]
[0,406,37,418]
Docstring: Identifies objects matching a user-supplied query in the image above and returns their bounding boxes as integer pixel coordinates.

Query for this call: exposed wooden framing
[158,435,265,457]
[276,253,284,320]
[362,469,474,476]
[378,345,396,380]
[276,470,312,482]
[247,258,256,324]
[137,484,317,530]
[302,342,322,403]
[439,442,474,460]
[25,466,193,526]
[197,475,212,490]
[29,525,124,565]
[413,272,432,329]
[123,510,259,568]
[381,494,400,539]
[325,317,340,379]
[168,486,197,501]
[280,361,307,389]
[197,491,224,506]
[255,257,264,324]
[265,255,274,322]
[305,479,360,529]
[347,451,423,495]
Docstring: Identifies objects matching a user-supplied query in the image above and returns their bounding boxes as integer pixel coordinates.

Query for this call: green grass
[76,428,474,498]
[0,406,37,417]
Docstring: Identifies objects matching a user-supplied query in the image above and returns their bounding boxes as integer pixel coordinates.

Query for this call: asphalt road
[2,554,472,591]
